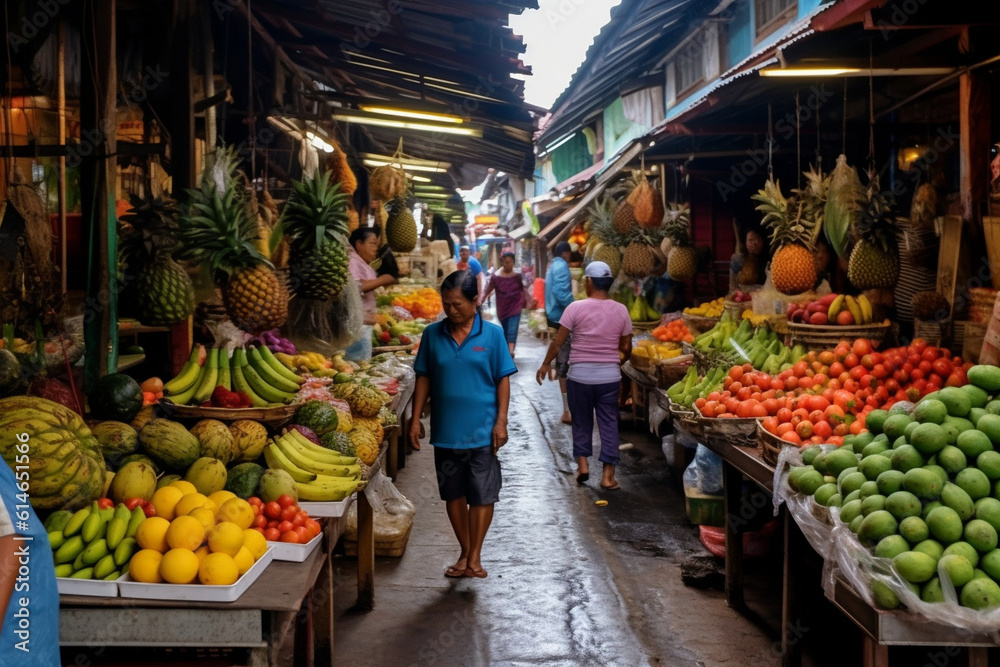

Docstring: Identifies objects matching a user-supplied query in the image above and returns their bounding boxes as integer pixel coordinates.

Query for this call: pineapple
[585,196,625,277]
[179,148,288,333]
[662,203,696,281]
[607,175,638,234]
[281,169,351,300]
[385,198,417,252]
[626,175,664,229]
[848,171,899,290]
[118,194,195,326]
[622,241,658,278]
[753,176,823,295]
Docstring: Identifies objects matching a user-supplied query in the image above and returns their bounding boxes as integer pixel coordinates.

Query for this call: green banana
[192,347,220,405]
[163,345,206,395]
[125,507,146,538]
[72,551,87,571]
[248,347,301,393]
[93,553,117,580]
[113,537,138,568]
[44,510,73,533]
[81,538,109,566]
[232,364,269,407]
[54,563,74,578]
[106,517,128,550]
[70,567,95,580]
[47,530,66,551]
[257,344,304,384]
[80,511,106,544]
[103,570,121,581]
[217,349,233,392]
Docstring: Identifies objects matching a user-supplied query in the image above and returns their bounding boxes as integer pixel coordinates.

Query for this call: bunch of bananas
[827,293,875,325]
[684,297,725,318]
[274,351,331,373]
[47,501,145,580]
[741,310,773,327]
[264,430,364,501]
[163,344,303,407]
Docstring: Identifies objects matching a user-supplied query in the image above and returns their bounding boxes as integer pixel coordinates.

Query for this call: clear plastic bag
[344,468,415,543]
[285,282,365,356]
[683,444,723,496]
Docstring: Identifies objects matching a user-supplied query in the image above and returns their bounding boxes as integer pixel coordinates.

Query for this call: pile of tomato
[247,495,322,544]
[695,338,974,447]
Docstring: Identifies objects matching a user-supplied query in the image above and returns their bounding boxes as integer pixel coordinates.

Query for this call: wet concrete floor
[332,330,871,666]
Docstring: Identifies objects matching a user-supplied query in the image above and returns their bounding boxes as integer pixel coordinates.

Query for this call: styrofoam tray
[57,575,120,597]
[117,548,273,602]
[267,530,322,562]
[299,493,355,518]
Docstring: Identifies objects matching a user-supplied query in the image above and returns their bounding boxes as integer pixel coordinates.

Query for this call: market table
[59,512,349,667]
[621,361,657,427]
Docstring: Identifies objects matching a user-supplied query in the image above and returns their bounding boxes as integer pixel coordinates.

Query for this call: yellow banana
[281,430,359,465]
[857,294,873,324]
[295,478,359,502]
[232,365,269,407]
[263,444,318,483]
[844,295,863,324]
[827,294,845,321]
[273,436,360,478]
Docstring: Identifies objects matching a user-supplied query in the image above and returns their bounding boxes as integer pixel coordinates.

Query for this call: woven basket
[913,319,950,348]
[682,314,720,335]
[697,408,757,446]
[668,400,704,439]
[343,522,413,558]
[156,401,298,428]
[787,321,891,350]
[723,299,754,320]
[757,421,787,467]
[655,361,692,389]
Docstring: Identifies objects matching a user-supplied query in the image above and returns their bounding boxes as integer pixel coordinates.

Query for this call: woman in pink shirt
[535,261,632,490]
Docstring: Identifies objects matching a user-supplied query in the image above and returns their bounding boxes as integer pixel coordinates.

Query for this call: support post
[171,0,197,192]
[959,70,989,226]
[80,0,118,387]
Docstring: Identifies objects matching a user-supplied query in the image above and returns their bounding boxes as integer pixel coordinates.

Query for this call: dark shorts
[434,445,502,505]
[499,315,521,344]
[547,317,572,378]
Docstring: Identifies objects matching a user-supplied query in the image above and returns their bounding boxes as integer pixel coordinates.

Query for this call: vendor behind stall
[346,227,396,359]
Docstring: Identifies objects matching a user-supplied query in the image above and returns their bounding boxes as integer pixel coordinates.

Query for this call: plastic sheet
[683,444,723,496]
[773,446,1000,636]
[344,468,416,544]
[285,284,365,356]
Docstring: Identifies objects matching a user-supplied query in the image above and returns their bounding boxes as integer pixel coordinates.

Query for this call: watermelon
[88,373,143,422]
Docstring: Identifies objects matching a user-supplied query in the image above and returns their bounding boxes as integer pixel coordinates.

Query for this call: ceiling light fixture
[358,105,464,124]
[760,67,861,77]
[760,67,954,77]
[305,131,335,153]
[331,110,481,137]
[362,158,449,173]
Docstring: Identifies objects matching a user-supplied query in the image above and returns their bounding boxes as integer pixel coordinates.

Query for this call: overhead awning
[508,223,533,241]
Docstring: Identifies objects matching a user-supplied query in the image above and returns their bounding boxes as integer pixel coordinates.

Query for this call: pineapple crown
[118,193,181,261]
[586,195,626,246]
[178,147,273,279]
[661,202,692,246]
[856,170,897,253]
[753,174,824,252]
[277,169,350,254]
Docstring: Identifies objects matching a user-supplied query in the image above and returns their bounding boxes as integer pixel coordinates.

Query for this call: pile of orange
[392,288,442,319]
[651,319,694,343]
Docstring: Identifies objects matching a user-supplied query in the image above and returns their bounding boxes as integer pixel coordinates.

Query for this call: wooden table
[692,425,1000,666]
[621,361,657,426]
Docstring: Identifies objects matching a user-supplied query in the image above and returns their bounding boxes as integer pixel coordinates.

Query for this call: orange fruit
[166,515,206,551]
[208,522,245,557]
[217,498,254,530]
[199,553,239,586]
[151,486,185,521]
[159,548,201,584]
[129,549,164,583]
[135,516,171,553]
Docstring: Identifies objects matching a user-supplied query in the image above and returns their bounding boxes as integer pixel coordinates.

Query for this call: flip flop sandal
[464,568,488,578]
[599,482,621,491]
[444,566,466,578]
[576,472,590,485]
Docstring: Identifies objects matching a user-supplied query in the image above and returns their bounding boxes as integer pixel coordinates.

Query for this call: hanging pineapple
[584,195,624,277]
[754,177,820,295]
[627,174,665,229]
[662,203,696,281]
[607,176,638,235]
[118,194,195,326]
[848,171,900,290]
[326,141,358,196]
[179,148,288,333]
[385,197,417,252]
[370,164,406,201]
[824,154,864,259]
[280,169,352,300]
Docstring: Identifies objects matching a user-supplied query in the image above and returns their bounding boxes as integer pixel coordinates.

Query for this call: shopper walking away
[410,270,517,579]
[544,241,575,424]
[2,460,60,666]
[345,227,396,360]
[536,261,632,490]
[482,252,529,358]
[456,245,485,305]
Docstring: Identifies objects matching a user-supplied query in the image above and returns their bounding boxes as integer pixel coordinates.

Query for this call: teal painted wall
[728,1,752,69]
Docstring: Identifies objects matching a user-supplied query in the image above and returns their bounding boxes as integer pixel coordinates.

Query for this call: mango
[913,539,945,563]
[965,519,999,553]
[910,423,947,456]
[975,498,1000,533]
[977,451,1000,480]
[861,494,887,517]
[968,365,1000,392]
[938,387,973,418]
[902,468,943,501]
[960,577,1000,610]
[893,550,938,583]
[899,516,929,544]
[885,491,922,521]
[979,415,1000,445]
[979,549,1000,581]
[940,482,975,521]
[912,399,948,425]
[891,445,925,473]
[859,455,892,482]
[839,499,863,525]
[957,468,992,500]
[838,472,867,497]
[857,510,898,544]
[814,484,839,507]
[926,506,963,544]
[876,470,905,495]
[962,384,990,410]
[875,534,910,559]
[872,580,901,609]
[825,448,860,478]
[957,430,993,459]
[883,414,913,440]
[921,577,946,603]
[865,410,890,435]
[937,446,967,475]
[943,541,980,568]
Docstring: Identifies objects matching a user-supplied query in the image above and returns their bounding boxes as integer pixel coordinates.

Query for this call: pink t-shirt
[558,298,632,365]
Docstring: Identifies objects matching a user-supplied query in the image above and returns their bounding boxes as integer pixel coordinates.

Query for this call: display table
[621,361,657,426]
[686,422,1000,666]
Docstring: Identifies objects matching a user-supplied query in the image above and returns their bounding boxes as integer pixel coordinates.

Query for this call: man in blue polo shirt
[545,241,574,423]
[410,270,516,579]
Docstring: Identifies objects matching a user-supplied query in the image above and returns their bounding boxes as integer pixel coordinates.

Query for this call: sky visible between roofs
[508,0,624,110]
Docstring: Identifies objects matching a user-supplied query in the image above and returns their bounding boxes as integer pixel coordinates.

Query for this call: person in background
[431,213,456,258]
[345,227,396,361]
[2,461,60,666]
[535,261,632,490]
[456,245,485,305]
[410,270,516,579]
[544,241,575,424]
[482,251,530,358]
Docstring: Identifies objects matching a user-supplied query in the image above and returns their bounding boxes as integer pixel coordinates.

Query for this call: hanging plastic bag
[683,444,723,496]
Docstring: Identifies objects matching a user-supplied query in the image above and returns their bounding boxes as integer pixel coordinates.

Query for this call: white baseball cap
[585,261,613,278]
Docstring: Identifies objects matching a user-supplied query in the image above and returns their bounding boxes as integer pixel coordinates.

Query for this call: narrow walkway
[332,330,787,666]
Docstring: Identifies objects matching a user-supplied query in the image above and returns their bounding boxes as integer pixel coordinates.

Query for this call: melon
[89,373,144,423]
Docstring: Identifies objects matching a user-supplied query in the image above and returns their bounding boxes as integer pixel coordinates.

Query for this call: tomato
[780,431,802,445]
[834,341,851,359]
[884,379,900,394]
[143,504,157,517]
[850,365,867,381]
[844,353,859,368]
[277,520,294,534]
[813,374,829,387]
[795,421,814,439]
[922,348,939,363]
[248,497,263,508]
[280,505,299,522]
[911,338,928,355]
[304,519,322,538]
[294,525,310,542]
[729,366,744,380]
[264,502,283,520]
[264,527,281,541]
[825,405,847,425]
[852,339,872,357]
[254,514,268,529]
[785,376,799,390]
[929,374,944,388]
[849,421,864,435]
[776,407,793,423]
[777,423,795,436]
[97,497,114,510]
[909,368,924,382]
[906,387,922,402]
[932,358,953,377]
[280,531,301,544]
[292,513,306,527]
[737,387,752,401]
[729,381,742,394]
[946,370,966,387]
[833,423,849,437]
[124,497,146,511]
[762,416,779,434]
[793,361,809,377]
[277,494,297,509]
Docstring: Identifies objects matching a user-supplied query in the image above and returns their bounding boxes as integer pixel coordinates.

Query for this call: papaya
[139,419,201,471]
[224,463,266,499]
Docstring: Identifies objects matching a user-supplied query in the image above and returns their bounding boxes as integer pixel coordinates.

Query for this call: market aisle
[332,329,780,666]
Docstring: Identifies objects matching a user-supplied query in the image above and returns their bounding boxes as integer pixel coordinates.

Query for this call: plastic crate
[684,488,724,527]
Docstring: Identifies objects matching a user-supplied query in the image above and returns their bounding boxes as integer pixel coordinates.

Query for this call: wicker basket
[697,408,757,446]
[787,321,891,350]
[723,299,754,320]
[655,361,692,389]
[682,314,720,335]
[757,421,788,467]
[668,400,704,439]
[343,522,413,558]
[156,401,298,428]
[631,320,662,330]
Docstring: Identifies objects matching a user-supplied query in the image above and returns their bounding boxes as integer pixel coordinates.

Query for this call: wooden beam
[80,0,118,386]
[228,0,323,92]
[959,70,990,224]
[171,0,197,192]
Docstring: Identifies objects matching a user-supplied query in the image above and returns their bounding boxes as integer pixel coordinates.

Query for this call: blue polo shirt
[413,313,517,448]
